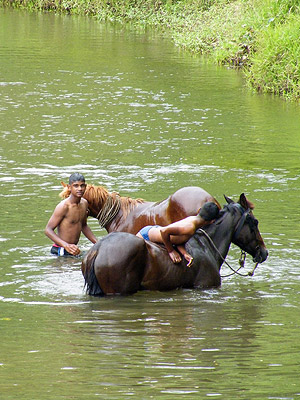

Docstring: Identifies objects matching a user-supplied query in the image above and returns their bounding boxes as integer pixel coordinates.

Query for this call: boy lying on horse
[136,202,219,266]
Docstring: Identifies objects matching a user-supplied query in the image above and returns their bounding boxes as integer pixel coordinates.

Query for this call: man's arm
[45,203,67,246]
[81,202,98,244]
[82,223,97,244]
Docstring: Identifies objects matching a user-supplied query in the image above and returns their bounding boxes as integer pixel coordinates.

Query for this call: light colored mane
[59,183,145,218]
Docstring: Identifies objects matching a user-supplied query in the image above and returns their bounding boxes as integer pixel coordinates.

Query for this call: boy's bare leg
[177,245,193,267]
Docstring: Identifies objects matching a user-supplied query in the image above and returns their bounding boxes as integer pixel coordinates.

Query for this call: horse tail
[82,249,104,296]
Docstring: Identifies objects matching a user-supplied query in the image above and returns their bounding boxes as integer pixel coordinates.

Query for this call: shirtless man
[45,173,97,256]
[136,202,219,266]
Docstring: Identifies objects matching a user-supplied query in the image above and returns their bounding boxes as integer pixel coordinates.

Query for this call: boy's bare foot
[184,254,193,267]
[169,250,182,264]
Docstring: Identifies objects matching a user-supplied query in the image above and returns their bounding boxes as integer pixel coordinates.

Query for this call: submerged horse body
[60,183,221,234]
[82,194,268,296]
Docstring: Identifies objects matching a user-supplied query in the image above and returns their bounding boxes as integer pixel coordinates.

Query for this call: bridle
[232,204,252,242]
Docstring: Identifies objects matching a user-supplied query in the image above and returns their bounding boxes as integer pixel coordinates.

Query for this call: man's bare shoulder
[53,198,71,213]
[55,198,68,209]
[47,199,70,224]
[79,197,89,211]
[80,197,88,206]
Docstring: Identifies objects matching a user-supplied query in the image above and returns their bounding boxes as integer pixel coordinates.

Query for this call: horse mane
[59,183,71,199]
[59,182,145,218]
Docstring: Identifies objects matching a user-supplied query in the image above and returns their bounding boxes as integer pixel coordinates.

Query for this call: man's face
[68,180,87,197]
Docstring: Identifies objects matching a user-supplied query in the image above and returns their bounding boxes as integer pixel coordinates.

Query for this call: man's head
[199,202,219,221]
[67,173,87,198]
[69,173,85,185]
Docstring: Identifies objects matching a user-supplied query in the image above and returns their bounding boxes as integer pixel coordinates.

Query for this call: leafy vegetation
[2,0,300,101]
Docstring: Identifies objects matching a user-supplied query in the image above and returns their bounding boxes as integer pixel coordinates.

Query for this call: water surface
[1,8,300,400]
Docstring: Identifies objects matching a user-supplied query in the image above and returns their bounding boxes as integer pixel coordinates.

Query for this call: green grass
[2,0,300,101]
[245,13,300,100]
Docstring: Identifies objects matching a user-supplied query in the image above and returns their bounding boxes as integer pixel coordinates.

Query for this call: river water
[1,7,300,400]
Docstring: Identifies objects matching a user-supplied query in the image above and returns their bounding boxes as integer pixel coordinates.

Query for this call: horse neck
[204,209,238,260]
[107,196,146,231]
[84,185,109,216]
[84,184,145,230]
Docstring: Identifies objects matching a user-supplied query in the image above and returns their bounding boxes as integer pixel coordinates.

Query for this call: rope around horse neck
[197,228,258,278]
[97,195,121,228]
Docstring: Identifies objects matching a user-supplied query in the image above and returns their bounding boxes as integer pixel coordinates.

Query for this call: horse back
[108,186,220,234]
[136,186,221,229]
[168,186,221,217]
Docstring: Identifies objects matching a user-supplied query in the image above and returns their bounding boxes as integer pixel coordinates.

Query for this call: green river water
[0,7,300,400]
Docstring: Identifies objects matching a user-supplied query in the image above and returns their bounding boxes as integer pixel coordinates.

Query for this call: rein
[96,195,121,228]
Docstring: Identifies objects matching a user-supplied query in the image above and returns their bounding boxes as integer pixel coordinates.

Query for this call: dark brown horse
[60,183,221,234]
[82,194,268,296]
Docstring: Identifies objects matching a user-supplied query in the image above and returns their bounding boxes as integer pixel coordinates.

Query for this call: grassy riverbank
[2,0,300,101]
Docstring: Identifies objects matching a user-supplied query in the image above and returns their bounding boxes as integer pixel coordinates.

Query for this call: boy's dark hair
[199,202,219,221]
[69,173,85,184]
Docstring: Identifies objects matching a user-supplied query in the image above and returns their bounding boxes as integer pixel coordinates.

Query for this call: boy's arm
[160,226,181,254]
[160,224,195,250]
[159,225,183,263]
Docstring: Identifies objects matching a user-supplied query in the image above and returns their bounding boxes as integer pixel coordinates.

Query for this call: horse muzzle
[253,246,268,263]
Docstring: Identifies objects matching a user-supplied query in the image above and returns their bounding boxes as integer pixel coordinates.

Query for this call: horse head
[224,194,268,264]
[59,182,111,219]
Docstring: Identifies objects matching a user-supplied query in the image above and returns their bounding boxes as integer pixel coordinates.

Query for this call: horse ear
[239,193,255,210]
[61,181,67,187]
[224,195,234,204]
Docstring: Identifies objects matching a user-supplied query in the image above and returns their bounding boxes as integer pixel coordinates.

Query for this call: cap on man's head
[199,202,219,221]
[69,172,85,184]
